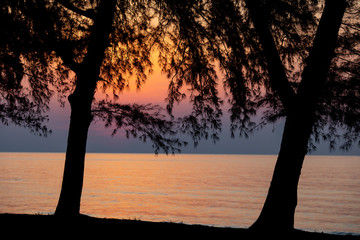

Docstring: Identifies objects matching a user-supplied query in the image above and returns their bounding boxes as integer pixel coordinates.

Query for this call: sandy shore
[1,213,358,239]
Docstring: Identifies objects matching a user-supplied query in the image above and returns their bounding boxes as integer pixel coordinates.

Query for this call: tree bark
[55,0,117,216]
[250,103,315,231]
[54,76,96,216]
[248,0,347,231]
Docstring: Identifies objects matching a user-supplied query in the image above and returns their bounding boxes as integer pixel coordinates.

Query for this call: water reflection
[0,153,359,234]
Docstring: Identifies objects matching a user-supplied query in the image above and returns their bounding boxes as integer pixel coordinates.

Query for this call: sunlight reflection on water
[0,152,359,234]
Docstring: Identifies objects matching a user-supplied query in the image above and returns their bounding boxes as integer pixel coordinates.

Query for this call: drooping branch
[92,100,187,154]
[209,0,261,138]
[156,0,224,145]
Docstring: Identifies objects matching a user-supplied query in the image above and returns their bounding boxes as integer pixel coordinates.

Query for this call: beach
[1,213,359,240]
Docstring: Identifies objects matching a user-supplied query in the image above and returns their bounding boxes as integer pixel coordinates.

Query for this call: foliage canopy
[1,0,359,152]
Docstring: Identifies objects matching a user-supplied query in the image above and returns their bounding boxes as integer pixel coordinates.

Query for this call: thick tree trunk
[55,0,116,216]
[54,84,94,216]
[250,104,315,231]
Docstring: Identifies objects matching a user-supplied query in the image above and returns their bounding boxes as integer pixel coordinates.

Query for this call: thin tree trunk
[55,0,117,216]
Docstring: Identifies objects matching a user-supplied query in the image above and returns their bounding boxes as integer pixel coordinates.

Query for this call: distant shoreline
[1,213,358,239]
[1,151,359,157]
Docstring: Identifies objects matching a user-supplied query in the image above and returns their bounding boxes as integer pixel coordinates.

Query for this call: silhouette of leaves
[1,0,359,152]
[208,0,359,151]
[92,100,187,154]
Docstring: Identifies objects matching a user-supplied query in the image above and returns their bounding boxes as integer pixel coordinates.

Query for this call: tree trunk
[250,104,315,231]
[54,87,94,216]
[55,0,117,216]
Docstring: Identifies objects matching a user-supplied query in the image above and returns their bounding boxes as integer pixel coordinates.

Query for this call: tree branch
[92,101,187,154]
[244,0,296,111]
[58,0,95,19]
[54,40,81,74]
[298,0,347,100]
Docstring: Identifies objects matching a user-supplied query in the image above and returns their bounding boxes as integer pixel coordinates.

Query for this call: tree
[244,0,348,231]
[158,0,359,231]
[2,0,226,217]
[1,0,189,216]
[205,0,359,231]
[52,0,225,216]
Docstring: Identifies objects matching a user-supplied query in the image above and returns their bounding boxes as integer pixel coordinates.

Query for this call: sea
[0,152,359,235]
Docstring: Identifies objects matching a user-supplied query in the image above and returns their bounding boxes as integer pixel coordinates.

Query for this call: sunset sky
[0,64,359,156]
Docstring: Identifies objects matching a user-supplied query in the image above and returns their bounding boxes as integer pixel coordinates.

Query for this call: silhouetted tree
[157,0,359,231]
[205,0,359,231]
[2,0,224,217]
[1,0,189,216]
[244,0,349,231]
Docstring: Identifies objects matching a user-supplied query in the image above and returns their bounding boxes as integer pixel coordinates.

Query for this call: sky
[0,67,359,156]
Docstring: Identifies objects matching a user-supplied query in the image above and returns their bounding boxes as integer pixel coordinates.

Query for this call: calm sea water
[0,152,359,234]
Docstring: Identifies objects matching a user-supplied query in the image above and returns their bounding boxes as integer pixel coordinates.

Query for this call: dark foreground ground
[1,214,359,240]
